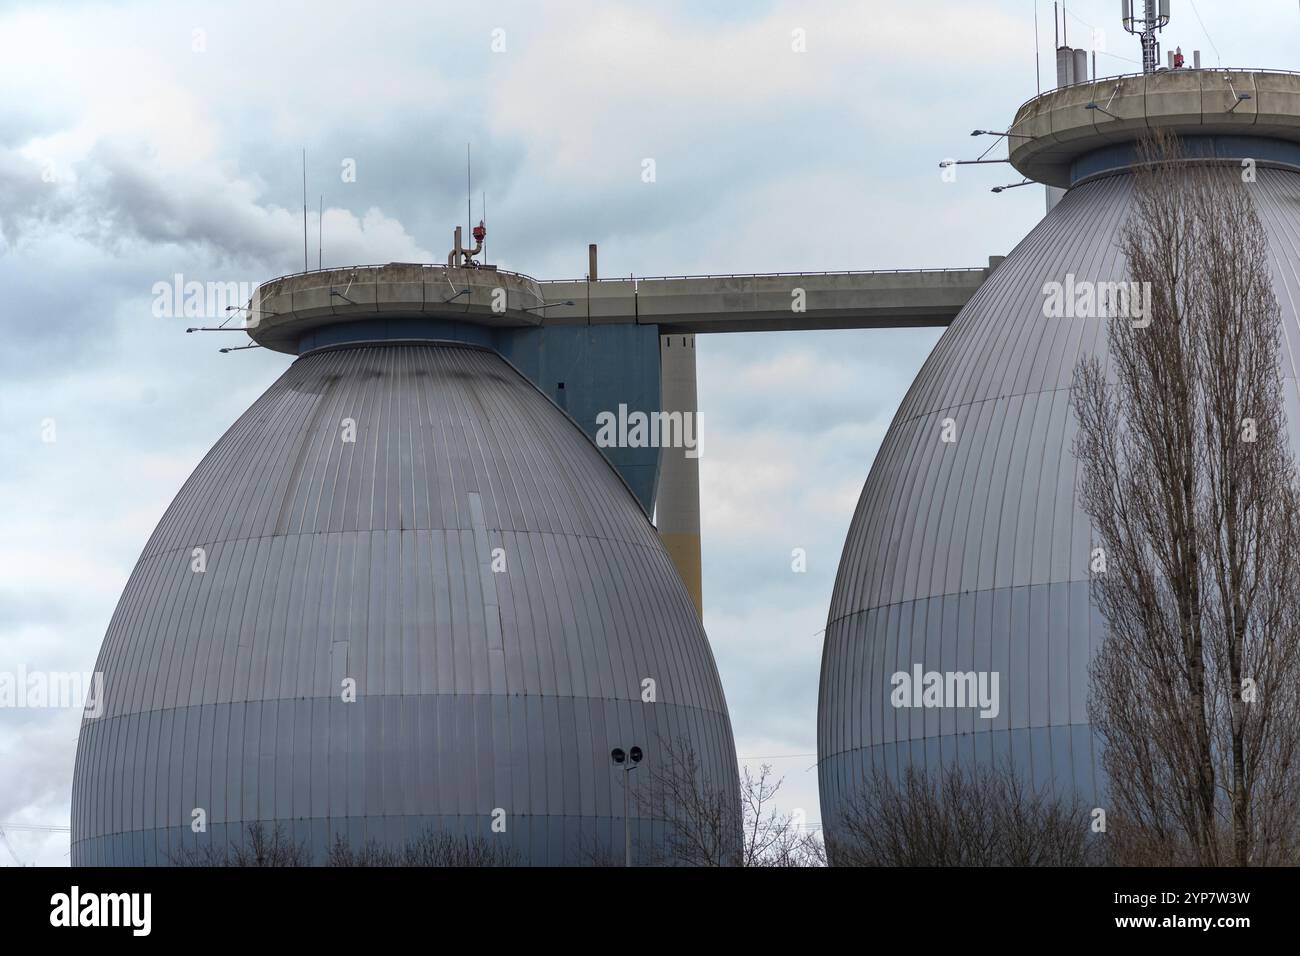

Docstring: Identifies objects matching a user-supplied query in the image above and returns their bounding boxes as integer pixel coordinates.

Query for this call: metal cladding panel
[818,167,1300,851]
[71,343,737,866]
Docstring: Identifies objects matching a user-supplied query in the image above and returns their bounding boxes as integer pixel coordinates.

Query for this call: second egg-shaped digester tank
[818,70,1300,856]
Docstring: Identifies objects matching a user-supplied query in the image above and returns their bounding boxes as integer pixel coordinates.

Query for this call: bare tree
[171,822,312,867]
[327,829,519,867]
[739,764,825,867]
[633,738,823,866]
[574,838,625,868]
[174,823,519,867]
[1072,131,1300,866]
[828,762,1102,867]
[634,737,742,866]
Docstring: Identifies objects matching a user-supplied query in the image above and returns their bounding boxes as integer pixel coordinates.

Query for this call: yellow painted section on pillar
[659,531,703,617]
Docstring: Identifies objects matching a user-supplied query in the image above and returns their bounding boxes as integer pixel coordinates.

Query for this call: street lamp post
[610,746,643,867]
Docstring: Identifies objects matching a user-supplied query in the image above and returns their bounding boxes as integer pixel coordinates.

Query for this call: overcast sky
[2,0,1296,865]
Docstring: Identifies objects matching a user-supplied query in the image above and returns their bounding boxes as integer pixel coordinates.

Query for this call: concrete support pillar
[657,333,702,616]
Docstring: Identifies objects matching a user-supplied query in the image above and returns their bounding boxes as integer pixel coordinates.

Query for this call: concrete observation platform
[246,263,546,354]
[1009,68,1300,188]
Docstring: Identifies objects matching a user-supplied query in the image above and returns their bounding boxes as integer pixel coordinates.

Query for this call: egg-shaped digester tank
[71,315,739,865]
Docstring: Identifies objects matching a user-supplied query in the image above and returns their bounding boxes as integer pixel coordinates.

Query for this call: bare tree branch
[1072,131,1300,865]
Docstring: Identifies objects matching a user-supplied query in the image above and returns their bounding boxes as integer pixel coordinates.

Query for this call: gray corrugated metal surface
[818,166,1300,849]
[71,343,738,865]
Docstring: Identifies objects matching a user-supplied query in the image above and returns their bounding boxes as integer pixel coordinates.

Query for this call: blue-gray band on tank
[1071,135,1300,185]
[298,318,498,354]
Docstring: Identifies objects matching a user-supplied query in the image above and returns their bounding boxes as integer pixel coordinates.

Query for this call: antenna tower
[1122,0,1171,74]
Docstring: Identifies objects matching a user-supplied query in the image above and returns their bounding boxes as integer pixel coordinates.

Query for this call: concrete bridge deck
[536,265,996,333]
[245,260,999,353]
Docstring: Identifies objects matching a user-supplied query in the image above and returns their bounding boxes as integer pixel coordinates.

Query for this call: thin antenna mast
[466,143,472,239]
[318,194,323,270]
[1034,1,1041,92]
[301,148,308,273]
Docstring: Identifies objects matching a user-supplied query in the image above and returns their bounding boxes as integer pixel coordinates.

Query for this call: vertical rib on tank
[817,165,1300,853]
[71,342,739,865]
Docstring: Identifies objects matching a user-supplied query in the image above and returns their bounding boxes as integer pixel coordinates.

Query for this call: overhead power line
[1187,0,1222,67]
[0,822,70,832]
[739,753,817,760]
